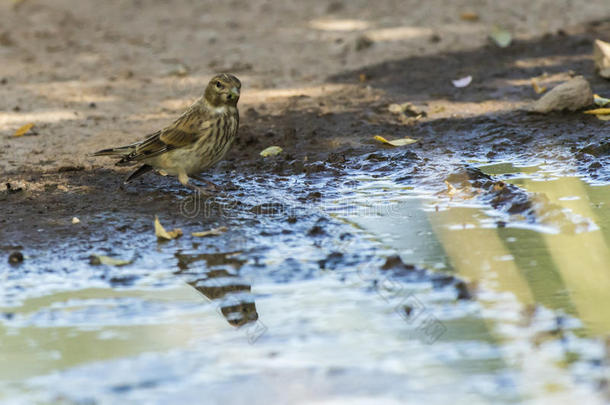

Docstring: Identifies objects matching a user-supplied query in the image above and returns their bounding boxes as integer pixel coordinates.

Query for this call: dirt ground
[1,0,609,246]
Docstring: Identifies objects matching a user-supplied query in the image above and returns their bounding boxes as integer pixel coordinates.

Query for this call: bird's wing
[159,109,208,147]
[117,105,213,164]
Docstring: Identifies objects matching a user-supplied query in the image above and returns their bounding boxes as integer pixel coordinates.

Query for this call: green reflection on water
[351,171,610,337]
[342,169,610,402]
[478,162,540,176]
[507,176,610,335]
[0,286,222,381]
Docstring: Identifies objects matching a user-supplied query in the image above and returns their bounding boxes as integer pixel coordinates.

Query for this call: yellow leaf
[374,135,418,147]
[583,108,610,115]
[593,94,610,107]
[260,146,283,157]
[154,215,183,240]
[192,226,228,237]
[89,255,132,267]
[531,79,547,94]
[13,123,34,137]
[596,114,610,121]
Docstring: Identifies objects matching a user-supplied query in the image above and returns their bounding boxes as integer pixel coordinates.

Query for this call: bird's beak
[231,87,240,98]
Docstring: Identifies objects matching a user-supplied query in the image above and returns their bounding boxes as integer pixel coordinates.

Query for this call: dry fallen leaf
[460,12,479,22]
[594,39,610,79]
[583,108,610,115]
[89,254,132,267]
[154,215,183,240]
[13,123,34,137]
[490,26,512,48]
[260,146,283,157]
[531,79,547,94]
[374,135,418,147]
[192,226,228,237]
[584,107,610,121]
[593,94,610,107]
[452,75,472,88]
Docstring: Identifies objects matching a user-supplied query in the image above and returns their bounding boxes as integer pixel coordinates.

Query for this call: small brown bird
[93,73,241,191]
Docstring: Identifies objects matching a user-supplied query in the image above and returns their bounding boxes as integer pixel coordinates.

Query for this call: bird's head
[204,73,241,108]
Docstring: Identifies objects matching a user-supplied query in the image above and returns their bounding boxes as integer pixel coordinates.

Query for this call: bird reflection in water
[175,251,258,327]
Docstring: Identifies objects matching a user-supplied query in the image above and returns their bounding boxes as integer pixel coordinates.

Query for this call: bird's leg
[178,170,211,194]
[190,174,219,191]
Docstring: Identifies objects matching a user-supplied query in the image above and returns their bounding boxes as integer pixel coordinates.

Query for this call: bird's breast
[188,111,238,172]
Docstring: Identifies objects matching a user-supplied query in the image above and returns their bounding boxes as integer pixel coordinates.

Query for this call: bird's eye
[215,81,222,89]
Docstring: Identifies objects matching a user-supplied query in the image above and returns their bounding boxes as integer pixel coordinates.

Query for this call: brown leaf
[460,12,479,21]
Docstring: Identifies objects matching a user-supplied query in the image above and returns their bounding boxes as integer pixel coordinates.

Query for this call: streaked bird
[93,73,241,191]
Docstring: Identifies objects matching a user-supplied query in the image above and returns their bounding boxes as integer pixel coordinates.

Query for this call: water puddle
[1,160,609,404]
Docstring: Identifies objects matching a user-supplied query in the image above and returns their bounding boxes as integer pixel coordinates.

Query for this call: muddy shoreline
[3,18,609,249]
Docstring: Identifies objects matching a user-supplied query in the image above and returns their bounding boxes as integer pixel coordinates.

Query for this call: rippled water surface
[2,160,609,405]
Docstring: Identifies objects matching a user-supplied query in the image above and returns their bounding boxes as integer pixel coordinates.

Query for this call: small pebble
[354,35,373,51]
[455,281,473,300]
[72,217,80,224]
[8,251,23,265]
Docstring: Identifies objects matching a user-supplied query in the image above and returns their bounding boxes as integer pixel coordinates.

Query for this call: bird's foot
[190,175,221,192]
[178,172,215,195]
[186,183,214,195]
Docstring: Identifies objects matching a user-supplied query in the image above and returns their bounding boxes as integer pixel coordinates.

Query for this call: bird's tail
[91,145,135,157]
[124,164,153,183]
